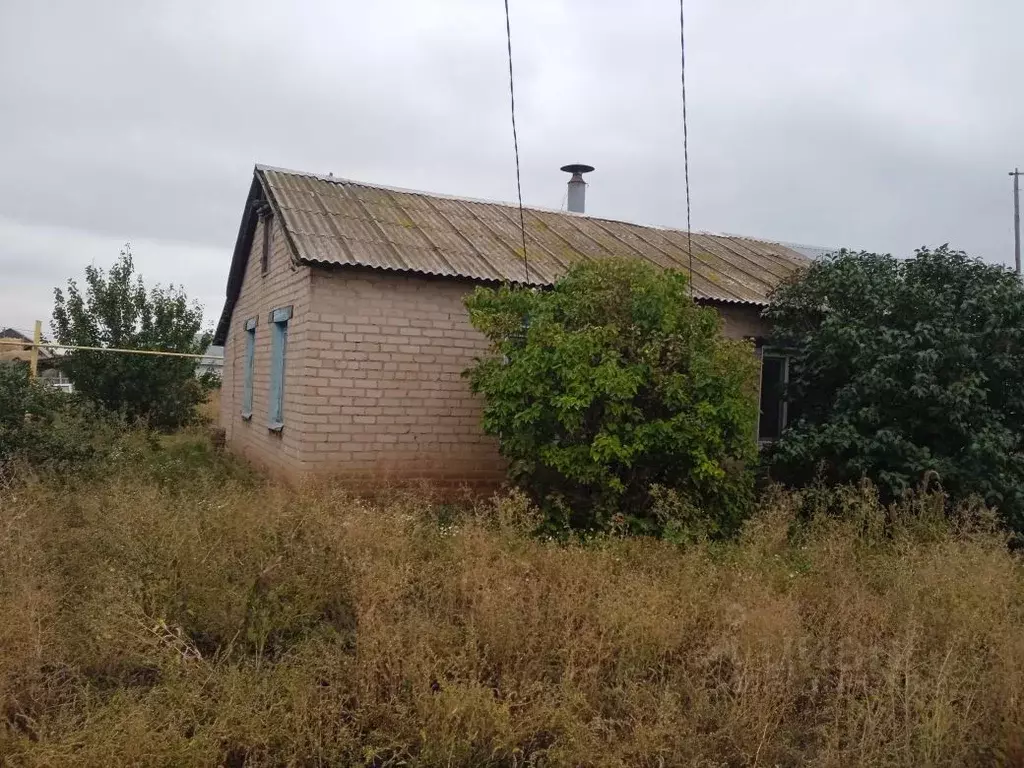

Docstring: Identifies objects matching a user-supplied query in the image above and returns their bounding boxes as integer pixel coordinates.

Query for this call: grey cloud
[1,0,1022,331]
[0,217,226,331]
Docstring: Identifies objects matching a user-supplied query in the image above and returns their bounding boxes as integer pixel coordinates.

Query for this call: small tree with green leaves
[465,259,760,536]
[765,246,1024,531]
[52,246,213,431]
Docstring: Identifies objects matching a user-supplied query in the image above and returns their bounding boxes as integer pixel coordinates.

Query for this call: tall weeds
[1,434,1023,766]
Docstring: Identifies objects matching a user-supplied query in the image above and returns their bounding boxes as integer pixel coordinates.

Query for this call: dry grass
[198,387,221,423]
[2,434,1024,766]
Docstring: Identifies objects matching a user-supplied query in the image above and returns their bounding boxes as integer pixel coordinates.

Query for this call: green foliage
[464,259,760,535]
[52,246,214,431]
[765,245,1024,530]
[0,363,120,474]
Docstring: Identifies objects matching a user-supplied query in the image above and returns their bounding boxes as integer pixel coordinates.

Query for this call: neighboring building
[197,344,224,379]
[39,367,73,393]
[0,328,73,391]
[213,165,810,484]
[1,328,74,392]
[0,328,49,364]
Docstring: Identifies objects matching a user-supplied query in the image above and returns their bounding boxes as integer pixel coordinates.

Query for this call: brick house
[212,165,809,484]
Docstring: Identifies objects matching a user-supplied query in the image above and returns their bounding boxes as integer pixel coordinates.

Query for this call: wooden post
[29,320,41,378]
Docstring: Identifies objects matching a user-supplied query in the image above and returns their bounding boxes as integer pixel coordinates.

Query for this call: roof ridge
[253,164,821,252]
[255,163,582,220]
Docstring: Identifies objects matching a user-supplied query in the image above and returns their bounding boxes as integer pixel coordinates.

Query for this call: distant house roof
[215,165,814,344]
[0,328,55,363]
[199,345,224,366]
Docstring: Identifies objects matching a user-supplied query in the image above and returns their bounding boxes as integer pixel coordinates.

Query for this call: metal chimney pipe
[560,164,594,213]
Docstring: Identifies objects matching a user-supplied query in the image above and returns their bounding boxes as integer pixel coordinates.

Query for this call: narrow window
[268,306,292,431]
[242,317,256,419]
[758,353,789,442]
[260,209,272,276]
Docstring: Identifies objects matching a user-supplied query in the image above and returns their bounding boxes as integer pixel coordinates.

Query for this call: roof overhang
[213,173,266,345]
[214,166,783,346]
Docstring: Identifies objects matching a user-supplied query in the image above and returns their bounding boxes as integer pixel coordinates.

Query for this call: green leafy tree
[465,259,760,535]
[765,246,1024,530]
[52,246,213,431]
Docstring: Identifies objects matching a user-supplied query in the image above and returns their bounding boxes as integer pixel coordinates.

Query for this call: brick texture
[220,215,313,481]
[300,267,507,487]
[221,226,771,487]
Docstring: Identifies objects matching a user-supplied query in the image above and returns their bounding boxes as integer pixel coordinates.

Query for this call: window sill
[241,412,252,421]
[267,422,284,433]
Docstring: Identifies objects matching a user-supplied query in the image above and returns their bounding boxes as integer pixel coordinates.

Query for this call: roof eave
[304,260,769,307]
[214,168,313,345]
[213,175,261,345]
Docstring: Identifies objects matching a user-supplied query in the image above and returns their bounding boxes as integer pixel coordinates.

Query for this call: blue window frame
[268,306,292,431]
[241,317,256,419]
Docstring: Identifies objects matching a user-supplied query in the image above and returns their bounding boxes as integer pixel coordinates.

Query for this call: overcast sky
[1,0,1021,334]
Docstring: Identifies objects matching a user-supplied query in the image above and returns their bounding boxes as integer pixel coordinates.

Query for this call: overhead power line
[679,0,693,296]
[0,339,218,360]
[503,0,530,284]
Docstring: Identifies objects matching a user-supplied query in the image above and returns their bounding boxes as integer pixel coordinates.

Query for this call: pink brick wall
[301,267,506,487]
[221,230,771,487]
[220,215,313,481]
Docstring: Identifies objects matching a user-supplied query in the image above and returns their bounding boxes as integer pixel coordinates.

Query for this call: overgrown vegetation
[6,246,1024,763]
[465,259,759,536]
[2,433,1024,765]
[0,364,122,477]
[52,246,214,431]
[766,246,1024,531]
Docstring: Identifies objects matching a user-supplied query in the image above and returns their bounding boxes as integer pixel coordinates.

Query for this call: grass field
[2,432,1024,766]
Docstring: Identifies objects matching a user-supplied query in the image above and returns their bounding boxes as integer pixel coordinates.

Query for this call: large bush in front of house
[464,259,760,536]
[52,246,215,431]
[765,245,1024,530]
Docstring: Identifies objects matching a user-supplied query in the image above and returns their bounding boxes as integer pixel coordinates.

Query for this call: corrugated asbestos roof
[213,165,813,344]
[260,165,808,304]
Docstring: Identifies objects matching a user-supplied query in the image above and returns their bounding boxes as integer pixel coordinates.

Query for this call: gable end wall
[220,215,313,480]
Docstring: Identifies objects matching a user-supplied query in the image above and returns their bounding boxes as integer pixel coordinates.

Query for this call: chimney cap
[560,164,595,175]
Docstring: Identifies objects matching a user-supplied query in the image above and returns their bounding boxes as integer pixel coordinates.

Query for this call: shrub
[52,246,215,431]
[0,363,120,476]
[765,246,1024,531]
[464,259,760,535]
